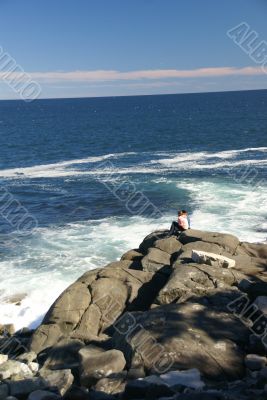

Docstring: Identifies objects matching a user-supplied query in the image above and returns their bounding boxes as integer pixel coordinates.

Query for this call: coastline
[1,211,267,333]
[1,228,267,399]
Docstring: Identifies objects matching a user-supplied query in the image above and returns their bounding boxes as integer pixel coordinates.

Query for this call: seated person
[169,210,189,236]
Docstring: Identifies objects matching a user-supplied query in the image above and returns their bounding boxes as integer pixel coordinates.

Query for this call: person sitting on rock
[169,210,184,236]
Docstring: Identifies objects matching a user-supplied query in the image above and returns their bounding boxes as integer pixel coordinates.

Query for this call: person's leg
[169,221,178,236]
[176,225,185,238]
[169,221,175,235]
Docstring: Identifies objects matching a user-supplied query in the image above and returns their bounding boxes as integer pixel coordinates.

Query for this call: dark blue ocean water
[0,89,266,329]
[0,90,267,229]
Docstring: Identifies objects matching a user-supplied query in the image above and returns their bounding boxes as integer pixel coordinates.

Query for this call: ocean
[0,89,266,331]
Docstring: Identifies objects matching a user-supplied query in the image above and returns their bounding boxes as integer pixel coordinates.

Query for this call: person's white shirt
[178,215,189,230]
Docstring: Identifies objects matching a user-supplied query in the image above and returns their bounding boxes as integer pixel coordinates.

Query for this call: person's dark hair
[182,209,187,214]
[178,210,183,216]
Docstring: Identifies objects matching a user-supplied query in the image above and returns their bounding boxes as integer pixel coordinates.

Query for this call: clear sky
[0,0,267,99]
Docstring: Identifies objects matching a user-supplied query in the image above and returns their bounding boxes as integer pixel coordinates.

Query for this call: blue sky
[0,0,267,99]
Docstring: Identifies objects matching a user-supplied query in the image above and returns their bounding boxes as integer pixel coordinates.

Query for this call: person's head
[178,210,183,216]
[182,209,188,216]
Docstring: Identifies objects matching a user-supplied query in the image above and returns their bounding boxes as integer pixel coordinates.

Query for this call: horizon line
[0,87,266,102]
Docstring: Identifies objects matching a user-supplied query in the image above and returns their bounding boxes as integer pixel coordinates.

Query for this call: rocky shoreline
[1,228,267,400]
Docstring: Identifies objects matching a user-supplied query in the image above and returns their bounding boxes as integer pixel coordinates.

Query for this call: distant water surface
[0,90,266,329]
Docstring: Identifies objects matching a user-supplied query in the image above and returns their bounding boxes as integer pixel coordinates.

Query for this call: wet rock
[2,294,27,306]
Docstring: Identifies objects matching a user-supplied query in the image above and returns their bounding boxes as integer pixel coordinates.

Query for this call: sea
[0,89,266,331]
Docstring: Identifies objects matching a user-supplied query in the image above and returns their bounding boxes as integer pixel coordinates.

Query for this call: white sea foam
[177,178,267,243]
[0,152,137,179]
[0,147,266,179]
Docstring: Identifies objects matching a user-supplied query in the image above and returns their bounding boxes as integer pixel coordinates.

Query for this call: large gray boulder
[30,263,166,355]
[179,229,239,254]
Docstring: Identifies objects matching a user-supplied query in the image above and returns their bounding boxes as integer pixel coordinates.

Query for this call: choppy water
[0,90,266,330]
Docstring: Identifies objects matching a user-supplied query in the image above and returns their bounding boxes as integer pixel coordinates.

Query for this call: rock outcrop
[1,228,267,400]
